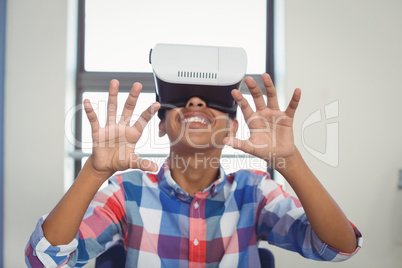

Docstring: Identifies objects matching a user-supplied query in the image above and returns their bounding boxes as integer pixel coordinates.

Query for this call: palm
[224,74,301,167]
[91,123,140,172]
[84,80,160,175]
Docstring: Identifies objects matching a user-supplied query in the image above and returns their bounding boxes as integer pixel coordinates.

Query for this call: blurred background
[1,0,402,267]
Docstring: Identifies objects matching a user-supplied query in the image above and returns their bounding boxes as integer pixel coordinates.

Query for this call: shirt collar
[156,159,226,202]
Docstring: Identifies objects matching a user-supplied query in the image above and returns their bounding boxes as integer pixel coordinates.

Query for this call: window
[84,0,267,74]
[72,0,276,181]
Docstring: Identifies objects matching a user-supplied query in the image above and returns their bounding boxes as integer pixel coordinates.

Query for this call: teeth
[182,116,209,125]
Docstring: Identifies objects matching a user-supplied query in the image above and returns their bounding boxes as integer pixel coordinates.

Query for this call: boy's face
[159,96,238,151]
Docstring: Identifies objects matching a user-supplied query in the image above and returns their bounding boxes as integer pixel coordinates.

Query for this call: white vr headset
[149,43,247,119]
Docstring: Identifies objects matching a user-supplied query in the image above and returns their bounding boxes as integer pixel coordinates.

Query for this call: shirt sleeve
[25,175,127,268]
[255,176,363,262]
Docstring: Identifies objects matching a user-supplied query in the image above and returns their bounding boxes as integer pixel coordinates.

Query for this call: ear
[158,119,166,137]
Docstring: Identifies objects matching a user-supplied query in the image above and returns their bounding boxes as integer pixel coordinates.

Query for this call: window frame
[73,0,276,178]
[0,0,6,264]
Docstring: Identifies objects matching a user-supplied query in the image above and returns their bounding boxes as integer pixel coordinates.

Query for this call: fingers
[223,136,254,155]
[243,74,280,111]
[131,157,159,173]
[120,82,142,124]
[231,89,254,120]
[285,88,301,118]
[84,99,100,135]
[244,76,267,110]
[132,102,161,134]
[261,73,280,110]
[245,74,300,119]
[107,79,119,125]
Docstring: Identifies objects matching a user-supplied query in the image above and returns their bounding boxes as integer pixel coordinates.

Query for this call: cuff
[30,215,79,268]
[317,224,363,262]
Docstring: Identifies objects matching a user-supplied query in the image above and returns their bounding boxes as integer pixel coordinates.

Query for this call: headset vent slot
[177,71,217,79]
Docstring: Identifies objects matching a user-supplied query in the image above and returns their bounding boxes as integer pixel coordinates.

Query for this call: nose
[185,97,206,109]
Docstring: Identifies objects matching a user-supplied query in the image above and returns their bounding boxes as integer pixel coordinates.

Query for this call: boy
[25,45,362,267]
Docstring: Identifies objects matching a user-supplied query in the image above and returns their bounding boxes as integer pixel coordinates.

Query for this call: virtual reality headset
[149,43,247,119]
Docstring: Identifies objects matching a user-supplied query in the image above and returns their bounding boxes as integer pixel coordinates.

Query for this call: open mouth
[181,115,211,125]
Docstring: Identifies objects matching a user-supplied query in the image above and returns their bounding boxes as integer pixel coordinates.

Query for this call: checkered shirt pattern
[25,163,362,267]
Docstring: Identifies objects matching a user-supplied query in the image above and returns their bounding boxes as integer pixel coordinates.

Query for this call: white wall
[268,0,402,267]
[4,0,75,267]
[3,0,402,267]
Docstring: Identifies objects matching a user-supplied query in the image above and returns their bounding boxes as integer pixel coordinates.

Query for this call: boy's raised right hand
[42,80,160,246]
[84,79,160,179]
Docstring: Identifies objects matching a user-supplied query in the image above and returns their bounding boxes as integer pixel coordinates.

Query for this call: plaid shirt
[25,163,362,267]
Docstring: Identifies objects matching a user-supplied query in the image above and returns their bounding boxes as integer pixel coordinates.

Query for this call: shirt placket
[189,194,207,268]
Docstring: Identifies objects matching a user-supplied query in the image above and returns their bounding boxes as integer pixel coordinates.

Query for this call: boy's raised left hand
[223,73,301,169]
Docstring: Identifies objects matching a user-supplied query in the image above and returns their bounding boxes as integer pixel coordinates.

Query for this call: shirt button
[171,190,175,196]
[194,202,199,209]
[193,238,199,246]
